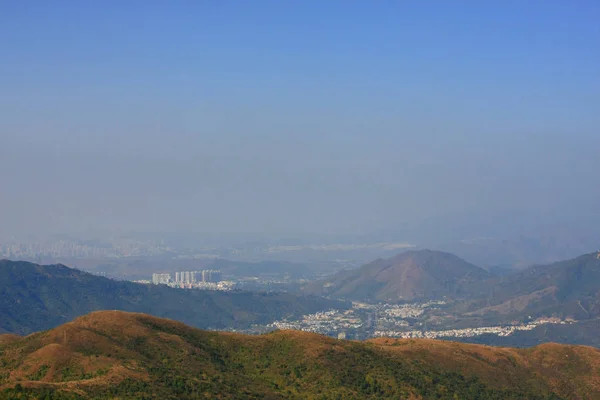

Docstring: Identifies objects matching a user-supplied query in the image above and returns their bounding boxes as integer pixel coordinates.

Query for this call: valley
[227,300,581,345]
[2,248,600,348]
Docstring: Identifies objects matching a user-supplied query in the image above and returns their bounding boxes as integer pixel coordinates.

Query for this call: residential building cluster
[373,319,571,339]
[151,270,223,288]
[174,270,222,284]
[379,302,445,319]
[268,309,363,335]
[265,302,439,336]
[217,299,578,343]
[152,273,171,285]
[374,301,447,328]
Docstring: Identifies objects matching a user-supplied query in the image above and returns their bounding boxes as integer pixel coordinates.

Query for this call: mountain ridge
[461,251,600,323]
[1,310,600,399]
[0,259,347,335]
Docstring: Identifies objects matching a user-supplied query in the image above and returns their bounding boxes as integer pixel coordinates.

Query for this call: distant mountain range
[4,249,600,349]
[462,252,600,323]
[303,250,491,302]
[369,213,600,269]
[0,260,347,335]
[1,310,599,399]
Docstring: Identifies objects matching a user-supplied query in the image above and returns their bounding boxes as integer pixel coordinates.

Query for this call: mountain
[462,252,600,323]
[303,250,491,302]
[0,260,347,335]
[1,311,599,399]
[370,213,600,269]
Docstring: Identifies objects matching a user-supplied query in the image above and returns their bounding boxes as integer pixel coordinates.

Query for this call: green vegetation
[1,384,82,400]
[0,371,9,384]
[1,311,598,399]
[26,365,49,381]
[0,260,348,335]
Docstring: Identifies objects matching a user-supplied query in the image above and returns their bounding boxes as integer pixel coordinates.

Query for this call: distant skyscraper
[152,273,171,285]
[199,269,221,283]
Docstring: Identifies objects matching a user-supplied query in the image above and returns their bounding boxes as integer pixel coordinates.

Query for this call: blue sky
[1,1,599,237]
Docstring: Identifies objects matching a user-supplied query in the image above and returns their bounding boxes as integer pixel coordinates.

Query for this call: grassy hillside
[303,250,491,302]
[1,311,600,399]
[0,260,347,335]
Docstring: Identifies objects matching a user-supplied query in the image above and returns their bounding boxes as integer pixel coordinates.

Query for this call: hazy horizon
[2,2,599,239]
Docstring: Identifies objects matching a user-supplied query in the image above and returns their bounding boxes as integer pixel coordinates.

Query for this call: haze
[1,2,599,239]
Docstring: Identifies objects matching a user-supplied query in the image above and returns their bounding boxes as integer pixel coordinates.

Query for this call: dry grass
[2,310,600,399]
[0,334,20,345]
[369,338,600,399]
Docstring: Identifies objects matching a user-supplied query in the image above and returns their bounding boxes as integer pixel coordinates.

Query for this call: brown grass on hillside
[0,334,20,345]
[3,311,600,399]
[370,337,600,399]
[0,312,157,393]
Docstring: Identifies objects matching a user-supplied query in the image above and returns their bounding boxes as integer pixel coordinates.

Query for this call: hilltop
[1,311,599,399]
[0,260,347,335]
[303,250,491,302]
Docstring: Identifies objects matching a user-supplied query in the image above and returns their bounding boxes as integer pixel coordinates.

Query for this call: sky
[1,1,599,239]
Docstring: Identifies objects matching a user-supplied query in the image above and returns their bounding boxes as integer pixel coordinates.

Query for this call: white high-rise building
[199,269,221,283]
[152,273,171,285]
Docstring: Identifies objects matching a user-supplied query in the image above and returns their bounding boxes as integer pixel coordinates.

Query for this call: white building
[152,273,171,285]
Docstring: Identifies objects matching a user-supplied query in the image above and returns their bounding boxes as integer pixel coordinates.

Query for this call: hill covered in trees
[1,311,600,399]
[0,260,347,335]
